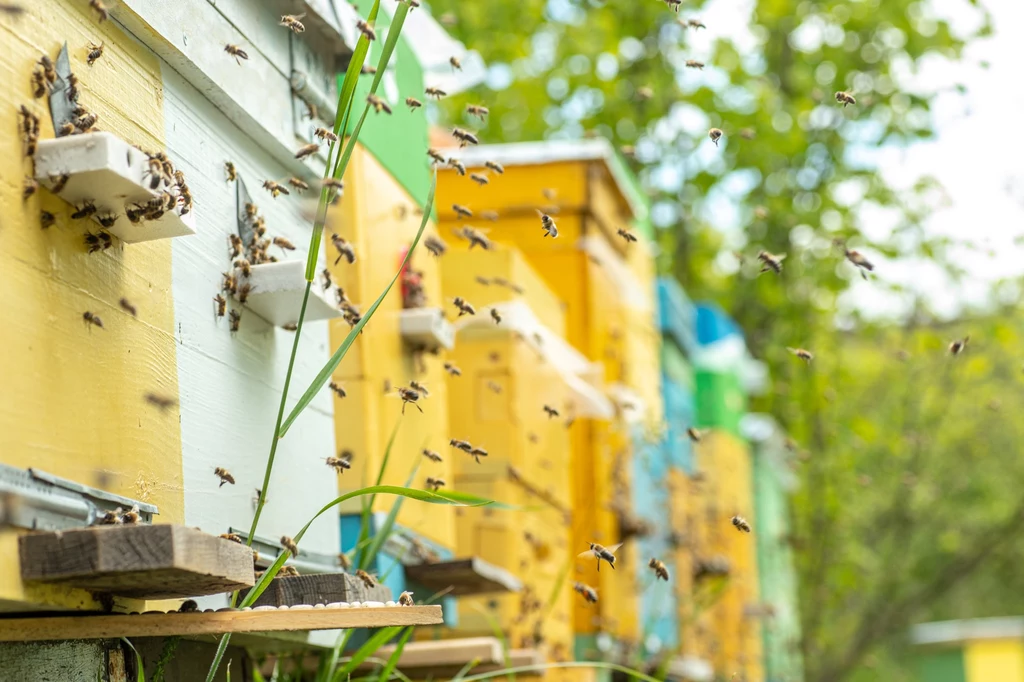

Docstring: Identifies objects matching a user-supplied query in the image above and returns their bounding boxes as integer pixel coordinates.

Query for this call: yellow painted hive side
[964,639,1024,682]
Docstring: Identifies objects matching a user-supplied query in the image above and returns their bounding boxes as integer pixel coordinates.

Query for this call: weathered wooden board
[249,573,391,609]
[404,558,522,597]
[18,525,255,598]
[0,605,443,642]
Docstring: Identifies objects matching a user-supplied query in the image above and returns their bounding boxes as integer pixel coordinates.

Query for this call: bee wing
[785,347,798,355]
[577,549,597,559]
[607,543,624,553]
[777,253,787,261]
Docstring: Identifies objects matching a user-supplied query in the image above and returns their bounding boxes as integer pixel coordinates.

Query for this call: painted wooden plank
[249,573,391,608]
[404,557,522,597]
[0,605,443,642]
[353,637,504,675]
[19,525,254,598]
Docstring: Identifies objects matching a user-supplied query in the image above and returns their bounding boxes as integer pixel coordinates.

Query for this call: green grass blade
[281,173,436,436]
[333,626,403,681]
[377,627,414,682]
[203,634,233,682]
[120,638,146,682]
[544,552,574,618]
[333,0,381,139]
[457,663,662,682]
[452,659,481,682]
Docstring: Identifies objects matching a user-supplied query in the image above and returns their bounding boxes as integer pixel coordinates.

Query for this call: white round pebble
[363,601,385,607]
[253,605,276,611]
[291,604,313,610]
[241,607,252,611]
[349,601,361,607]
[278,605,289,610]
[313,603,325,609]
[326,602,343,609]
[385,601,396,607]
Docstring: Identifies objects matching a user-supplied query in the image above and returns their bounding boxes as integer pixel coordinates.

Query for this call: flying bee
[40,211,56,229]
[320,268,333,292]
[229,309,242,332]
[405,96,422,111]
[325,451,352,473]
[427,148,446,164]
[361,64,377,75]
[273,236,296,252]
[355,569,376,588]
[409,380,430,398]
[89,0,108,21]
[452,297,476,316]
[224,161,238,182]
[452,204,472,219]
[281,535,300,556]
[636,85,653,101]
[449,438,472,452]
[287,177,309,193]
[144,393,177,412]
[280,13,305,32]
[686,427,706,443]
[332,234,356,265]
[338,552,351,570]
[82,311,104,328]
[484,160,504,174]
[466,104,489,120]
[480,210,499,222]
[396,386,423,414]
[424,235,448,257]
[487,381,502,394]
[543,405,560,418]
[220,532,243,543]
[119,298,137,317]
[31,69,47,98]
[490,308,502,325]
[579,542,623,572]
[262,180,290,198]
[237,282,254,304]
[470,173,489,186]
[224,44,249,64]
[685,59,704,69]
[649,558,670,581]
[757,250,785,274]
[617,227,637,243]
[708,128,723,146]
[449,55,462,71]
[422,449,443,463]
[452,127,479,147]
[540,212,558,238]
[425,476,445,491]
[329,381,347,398]
[449,158,466,176]
[732,515,752,533]
[786,347,814,363]
[295,142,320,160]
[356,19,376,40]
[844,249,874,278]
[469,446,488,464]
[949,336,969,356]
[86,41,105,65]
[443,362,461,377]
[663,0,682,12]
[425,86,446,99]
[398,591,414,606]
[23,177,38,200]
[687,17,706,28]
[835,91,856,107]
[282,322,298,331]
[367,93,392,115]
[572,581,599,604]
[214,467,235,487]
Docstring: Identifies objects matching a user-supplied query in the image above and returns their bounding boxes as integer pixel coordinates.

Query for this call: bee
[579,542,623,572]
[452,297,476,316]
[66,71,82,103]
[487,381,502,394]
[40,210,56,229]
[113,505,140,525]
[452,204,472,219]
[835,91,856,107]
[281,535,300,557]
[178,184,194,215]
[757,250,786,274]
[475,276,492,286]
[355,569,376,588]
[844,248,875,278]
[540,213,558,238]
[470,173,489,186]
[687,18,706,28]
[478,163,503,178]
[233,258,253,279]
[425,86,446,99]
[396,386,423,414]
[229,309,242,332]
[220,533,243,543]
[338,552,352,570]
[649,558,670,581]
[449,438,472,452]
[98,507,123,525]
[262,180,290,198]
[84,230,112,254]
[409,380,430,397]
[469,446,488,464]
[82,311,104,328]
[686,427,706,443]
[237,282,254,304]
[273,236,296,251]
[424,235,448,257]
[740,127,756,140]
[17,105,39,156]
[367,93,392,115]
[294,143,323,161]
[406,96,423,110]
[31,69,47,98]
[452,127,479,147]
[332,234,356,265]
[480,210,499,222]
[708,128,723,146]
[282,322,298,331]
[72,109,98,133]
[223,161,238,182]
[38,54,56,85]
[443,362,462,377]
[949,336,969,356]
[489,308,502,325]
[731,515,752,533]
[329,381,347,399]
[356,19,376,40]
[322,177,345,192]
[786,347,814,363]
[427,148,446,164]
[449,55,462,71]
[325,451,353,472]
[449,158,466,176]
[425,476,445,491]
[616,227,637,243]
[144,393,180,415]
[360,64,377,75]
[573,582,599,604]
[280,13,305,32]
[663,0,682,12]
[287,177,309,193]
[466,104,489,120]
[398,591,415,606]
[214,467,235,487]
[119,298,137,317]
[636,85,653,101]
[23,177,38,200]
[225,44,249,64]
[422,449,443,463]
[543,405,560,419]
[86,41,105,66]
[685,59,704,69]
[89,0,108,21]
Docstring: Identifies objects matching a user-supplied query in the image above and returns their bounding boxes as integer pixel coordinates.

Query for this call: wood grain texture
[19,525,255,598]
[404,558,522,597]
[249,572,391,608]
[0,605,443,642]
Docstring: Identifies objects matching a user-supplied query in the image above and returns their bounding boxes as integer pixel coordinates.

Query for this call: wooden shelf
[405,558,522,597]
[18,524,255,599]
[0,604,443,642]
[353,636,503,676]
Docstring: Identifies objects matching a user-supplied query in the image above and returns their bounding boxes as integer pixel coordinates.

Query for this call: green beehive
[695,369,747,437]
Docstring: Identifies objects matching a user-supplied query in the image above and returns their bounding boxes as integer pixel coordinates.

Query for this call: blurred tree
[425,0,1014,679]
